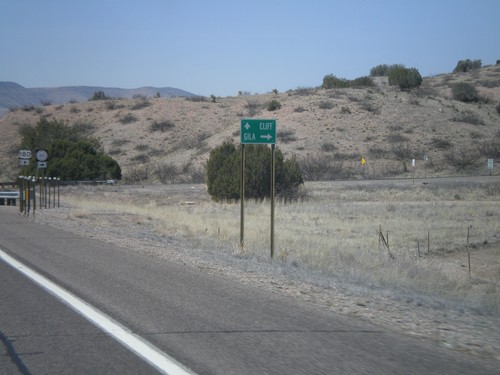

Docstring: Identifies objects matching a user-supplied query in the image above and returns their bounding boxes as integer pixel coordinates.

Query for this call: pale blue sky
[1,0,499,96]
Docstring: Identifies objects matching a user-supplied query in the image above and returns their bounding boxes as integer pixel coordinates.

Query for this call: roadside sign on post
[240,118,277,258]
[241,119,276,144]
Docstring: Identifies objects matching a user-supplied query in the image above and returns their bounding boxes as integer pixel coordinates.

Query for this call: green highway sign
[241,119,276,144]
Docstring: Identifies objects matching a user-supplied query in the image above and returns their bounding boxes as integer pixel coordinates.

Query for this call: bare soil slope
[1,65,499,181]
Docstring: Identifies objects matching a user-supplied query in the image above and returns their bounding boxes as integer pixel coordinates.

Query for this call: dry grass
[61,178,500,314]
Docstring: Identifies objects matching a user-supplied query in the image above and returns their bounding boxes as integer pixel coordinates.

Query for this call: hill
[1,65,499,182]
[0,82,196,116]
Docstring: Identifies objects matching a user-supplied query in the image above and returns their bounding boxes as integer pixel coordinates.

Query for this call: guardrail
[0,190,20,206]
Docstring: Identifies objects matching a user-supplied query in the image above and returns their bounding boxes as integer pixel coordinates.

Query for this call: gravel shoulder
[28,184,500,362]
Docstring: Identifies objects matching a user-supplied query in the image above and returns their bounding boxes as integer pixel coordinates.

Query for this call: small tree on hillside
[388,65,422,90]
[453,59,482,73]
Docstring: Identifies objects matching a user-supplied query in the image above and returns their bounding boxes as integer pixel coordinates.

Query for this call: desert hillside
[1,65,499,182]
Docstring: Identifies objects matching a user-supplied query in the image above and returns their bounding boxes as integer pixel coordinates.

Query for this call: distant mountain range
[0,82,197,116]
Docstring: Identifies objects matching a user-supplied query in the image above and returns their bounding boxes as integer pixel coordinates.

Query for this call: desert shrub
[431,137,453,150]
[446,147,481,171]
[206,142,303,201]
[322,74,349,89]
[150,120,175,132]
[89,90,110,101]
[131,96,151,110]
[130,154,150,163]
[277,129,297,143]
[318,100,335,109]
[186,96,208,102]
[360,97,379,113]
[294,106,306,113]
[450,110,484,125]
[299,154,348,180]
[453,59,482,73]
[408,96,420,106]
[105,100,117,110]
[350,76,375,88]
[134,144,149,152]
[72,121,96,136]
[123,164,151,183]
[370,64,389,76]
[119,113,138,124]
[295,87,316,96]
[480,140,500,158]
[320,142,337,152]
[340,106,351,114]
[245,100,261,116]
[154,163,180,184]
[267,99,282,111]
[391,143,413,160]
[388,66,422,90]
[451,82,479,102]
[368,145,390,158]
[111,139,130,147]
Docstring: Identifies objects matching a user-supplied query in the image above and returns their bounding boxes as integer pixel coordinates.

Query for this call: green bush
[451,82,479,102]
[388,65,422,90]
[19,118,121,180]
[322,74,350,89]
[453,59,482,73]
[267,99,282,111]
[350,76,375,88]
[206,142,303,201]
[370,64,389,77]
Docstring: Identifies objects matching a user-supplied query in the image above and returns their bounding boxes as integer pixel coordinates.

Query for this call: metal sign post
[240,119,277,258]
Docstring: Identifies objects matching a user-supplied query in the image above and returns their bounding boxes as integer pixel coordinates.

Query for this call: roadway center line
[0,248,196,375]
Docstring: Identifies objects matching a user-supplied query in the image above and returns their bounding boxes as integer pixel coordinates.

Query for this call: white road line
[0,249,196,375]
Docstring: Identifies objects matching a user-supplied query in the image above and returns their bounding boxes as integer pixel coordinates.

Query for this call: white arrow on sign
[244,122,251,130]
[260,134,273,140]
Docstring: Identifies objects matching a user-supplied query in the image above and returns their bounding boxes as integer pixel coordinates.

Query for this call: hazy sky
[1,0,499,96]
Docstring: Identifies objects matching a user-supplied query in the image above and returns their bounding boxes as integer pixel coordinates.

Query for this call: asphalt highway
[0,207,497,374]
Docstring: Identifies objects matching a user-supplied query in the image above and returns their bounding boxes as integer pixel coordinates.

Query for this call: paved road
[0,207,497,374]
